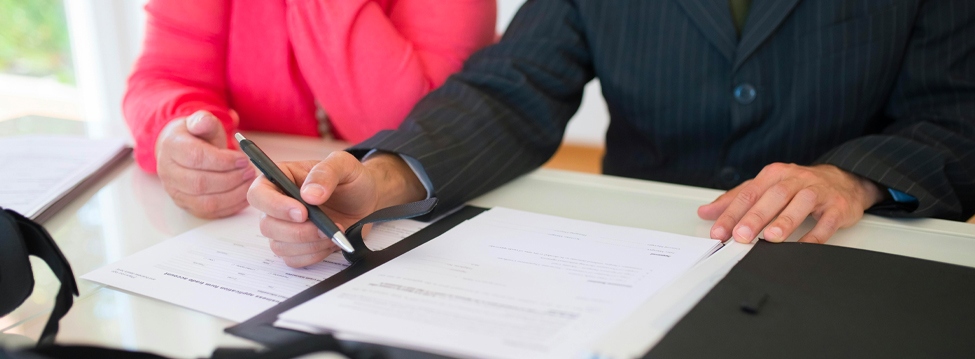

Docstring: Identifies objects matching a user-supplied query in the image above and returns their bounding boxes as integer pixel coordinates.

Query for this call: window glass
[0,0,82,121]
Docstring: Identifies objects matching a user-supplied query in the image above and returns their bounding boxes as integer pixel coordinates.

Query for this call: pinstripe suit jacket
[349,0,975,220]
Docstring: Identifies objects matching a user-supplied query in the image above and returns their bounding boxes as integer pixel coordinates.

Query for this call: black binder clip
[740,292,769,315]
[342,198,439,264]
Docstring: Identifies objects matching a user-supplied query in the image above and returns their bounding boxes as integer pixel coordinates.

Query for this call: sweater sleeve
[285,0,497,143]
[123,0,236,174]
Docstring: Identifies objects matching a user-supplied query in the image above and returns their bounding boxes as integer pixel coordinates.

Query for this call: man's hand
[247,152,425,268]
[698,163,883,244]
[156,110,254,219]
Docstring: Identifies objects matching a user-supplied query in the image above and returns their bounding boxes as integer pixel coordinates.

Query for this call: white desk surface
[2,128,973,358]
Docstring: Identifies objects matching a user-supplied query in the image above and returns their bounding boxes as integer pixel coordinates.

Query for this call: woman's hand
[155,110,255,219]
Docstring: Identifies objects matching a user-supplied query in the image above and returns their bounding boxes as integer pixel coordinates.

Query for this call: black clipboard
[225,205,488,354]
[645,240,975,358]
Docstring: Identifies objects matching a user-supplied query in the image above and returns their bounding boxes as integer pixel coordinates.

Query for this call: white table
[2,128,973,358]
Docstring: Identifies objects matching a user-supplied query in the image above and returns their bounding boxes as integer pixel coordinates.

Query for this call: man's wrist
[363,153,427,209]
[851,170,884,209]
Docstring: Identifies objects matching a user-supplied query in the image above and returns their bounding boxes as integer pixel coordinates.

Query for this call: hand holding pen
[240,133,427,268]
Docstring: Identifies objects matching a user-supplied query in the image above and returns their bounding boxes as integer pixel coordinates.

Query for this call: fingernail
[318,229,327,239]
[711,226,727,240]
[735,225,753,241]
[302,184,325,200]
[242,168,256,180]
[190,112,211,129]
[236,157,249,168]
[187,112,201,127]
[766,226,783,241]
[289,208,302,222]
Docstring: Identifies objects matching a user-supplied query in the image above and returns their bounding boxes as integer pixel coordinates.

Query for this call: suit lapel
[734,0,802,71]
[676,0,738,63]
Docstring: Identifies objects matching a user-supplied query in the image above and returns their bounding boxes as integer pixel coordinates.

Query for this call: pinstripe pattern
[349,0,975,220]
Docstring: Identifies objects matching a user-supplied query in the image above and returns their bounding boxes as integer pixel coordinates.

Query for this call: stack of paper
[83,209,432,322]
[276,208,722,359]
[0,135,130,221]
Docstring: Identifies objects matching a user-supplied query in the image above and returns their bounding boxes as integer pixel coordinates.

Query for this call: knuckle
[795,169,817,182]
[328,150,356,163]
[269,240,285,255]
[776,215,798,230]
[259,218,274,238]
[796,188,818,202]
[735,190,760,205]
[188,173,208,194]
[743,211,768,226]
[806,234,826,244]
[287,224,306,242]
[186,146,207,168]
[768,184,792,199]
[766,162,787,173]
[197,197,220,215]
[818,216,839,231]
[716,213,738,226]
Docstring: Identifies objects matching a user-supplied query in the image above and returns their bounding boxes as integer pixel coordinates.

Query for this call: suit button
[733,83,756,105]
[719,167,741,187]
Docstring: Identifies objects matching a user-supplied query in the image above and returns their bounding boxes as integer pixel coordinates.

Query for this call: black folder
[645,240,975,358]
[225,206,488,357]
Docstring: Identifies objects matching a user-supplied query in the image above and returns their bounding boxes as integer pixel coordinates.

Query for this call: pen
[234,133,355,253]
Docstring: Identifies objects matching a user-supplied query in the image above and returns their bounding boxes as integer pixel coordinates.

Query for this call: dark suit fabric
[349,0,975,221]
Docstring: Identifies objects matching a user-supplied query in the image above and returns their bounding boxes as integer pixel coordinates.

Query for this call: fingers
[260,213,339,268]
[300,151,363,205]
[697,181,749,220]
[710,175,779,241]
[732,178,803,243]
[162,164,256,195]
[280,251,333,268]
[799,210,842,244]
[260,214,329,244]
[269,237,337,257]
[185,110,229,148]
[763,188,819,242]
[170,180,250,219]
[165,134,249,172]
[248,174,307,222]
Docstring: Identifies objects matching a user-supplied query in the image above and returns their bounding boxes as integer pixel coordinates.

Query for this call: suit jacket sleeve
[816,0,975,220]
[348,0,595,217]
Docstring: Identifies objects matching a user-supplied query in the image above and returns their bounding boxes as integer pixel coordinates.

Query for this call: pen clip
[342,198,439,264]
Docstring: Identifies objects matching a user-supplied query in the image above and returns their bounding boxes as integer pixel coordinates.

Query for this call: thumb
[186,110,228,149]
[300,152,362,205]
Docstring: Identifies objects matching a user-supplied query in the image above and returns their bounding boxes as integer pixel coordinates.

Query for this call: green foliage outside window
[0,0,75,84]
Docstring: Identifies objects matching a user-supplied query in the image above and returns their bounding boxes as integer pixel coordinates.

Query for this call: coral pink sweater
[123,0,496,173]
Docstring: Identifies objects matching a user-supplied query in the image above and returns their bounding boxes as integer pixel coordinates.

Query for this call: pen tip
[234,133,245,142]
[332,232,355,253]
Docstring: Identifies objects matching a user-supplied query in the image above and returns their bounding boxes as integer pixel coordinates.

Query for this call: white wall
[497,0,609,148]
[64,0,148,139]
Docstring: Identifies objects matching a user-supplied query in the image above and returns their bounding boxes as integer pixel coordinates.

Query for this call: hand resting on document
[698,163,883,244]
[247,151,426,267]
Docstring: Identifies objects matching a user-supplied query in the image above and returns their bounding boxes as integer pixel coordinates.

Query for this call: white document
[276,207,721,359]
[83,208,431,322]
[0,135,129,219]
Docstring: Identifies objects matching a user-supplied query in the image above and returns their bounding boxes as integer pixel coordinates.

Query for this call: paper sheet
[0,135,129,218]
[82,208,430,322]
[276,207,721,359]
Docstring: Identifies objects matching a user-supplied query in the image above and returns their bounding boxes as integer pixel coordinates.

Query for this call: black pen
[235,133,355,253]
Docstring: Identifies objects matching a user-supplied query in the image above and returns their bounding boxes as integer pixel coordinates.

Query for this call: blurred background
[0,0,609,171]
